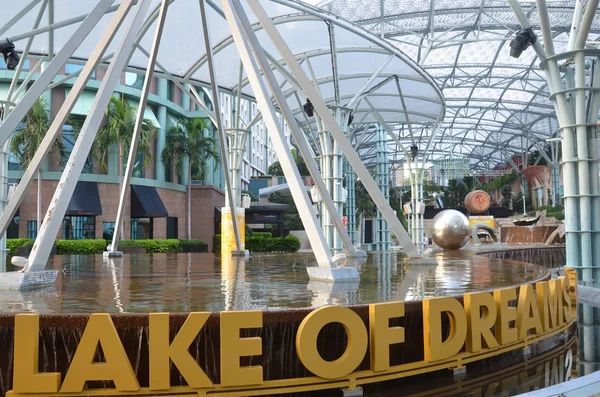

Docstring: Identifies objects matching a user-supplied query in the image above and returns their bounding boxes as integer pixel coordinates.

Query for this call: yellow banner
[469,215,496,229]
[221,207,246,253]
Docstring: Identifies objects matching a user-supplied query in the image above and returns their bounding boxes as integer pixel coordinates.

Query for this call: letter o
[296,306,368,379]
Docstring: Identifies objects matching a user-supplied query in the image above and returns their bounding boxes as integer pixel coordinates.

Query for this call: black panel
[67,181,102,216]
[130,185,168,218]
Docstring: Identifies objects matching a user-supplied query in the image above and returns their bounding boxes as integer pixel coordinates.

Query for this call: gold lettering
[296,306,368,379]
[149,312,213,390]
[13,314,61,393]
[423,297,467,361]
[369,302,405,371]
[60,314,139,393]
[220,311,263,387]
[494,287,518,345]
[464,292,498,352]
[516,285,544,339]
[563,269,577,321]
[536,280,560,331]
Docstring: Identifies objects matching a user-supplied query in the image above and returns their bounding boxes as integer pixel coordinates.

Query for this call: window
[166,217,178,239]
[65,63,95,79]
[124,72,143,89]
[133,151,144,178]
[103,222,116,240]
[27,221,37,239]
[63,216,95,239]
[7,216,19,239]
[131,217,153,239]
[164,158,172,182]
[166,80,174,101]
[63,125,93,173]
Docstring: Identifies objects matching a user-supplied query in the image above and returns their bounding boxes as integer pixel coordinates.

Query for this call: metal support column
[345,160,357,244]
[0,0,135,239]
[247,0,420,258]
[375,128,390,251]
[225,128,249,207]
[221,0,333,266]
[24,0,151,272]
[109,0,169,255]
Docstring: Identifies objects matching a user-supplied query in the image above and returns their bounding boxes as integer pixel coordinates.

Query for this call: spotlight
[509,28,536,59]
[410,145,418,160]
[0,39,19,70]
[347,110,354,126]
[303,98,314,117]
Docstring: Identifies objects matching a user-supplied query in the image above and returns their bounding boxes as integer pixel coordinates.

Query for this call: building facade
[2,57,278,250]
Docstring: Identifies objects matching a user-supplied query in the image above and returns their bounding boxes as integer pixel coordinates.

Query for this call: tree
[162,117,220,239]
[444,178,469,208]
[91,96,156,177]
[267,148,310,177]
[501,185,513,209]
[10,97,66,232]
[268,191,303,230]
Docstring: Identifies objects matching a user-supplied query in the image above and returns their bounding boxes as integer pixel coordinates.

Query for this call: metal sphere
[430,210,471,250]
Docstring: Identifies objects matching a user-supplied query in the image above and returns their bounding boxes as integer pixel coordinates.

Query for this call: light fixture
[347,110,354,126]
[509,28,536,59]
[303,98,314,117]
[0,39,20,70]
[410,145,418,160]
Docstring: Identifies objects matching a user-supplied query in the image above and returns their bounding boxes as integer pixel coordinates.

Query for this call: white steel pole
[243,26,356,253]
[109,0,169,254]
[200,0,242,251]
[221,0,333,266]
[247,0,420,258]
[0,0,115,148]
[24,0,151,272]
[0,0,136,239]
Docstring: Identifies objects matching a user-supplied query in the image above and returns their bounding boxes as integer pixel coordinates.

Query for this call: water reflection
[1,251,547,314]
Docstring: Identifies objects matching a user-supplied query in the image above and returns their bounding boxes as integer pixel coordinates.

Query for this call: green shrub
[118,239,180,253]
[253,232,273,239]
[6,238,35,254]
[56,239,107,254]
[178,239,205,246]
[246,234,300,252]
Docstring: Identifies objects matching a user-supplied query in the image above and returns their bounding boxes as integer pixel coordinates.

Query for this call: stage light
[347,110,354,126]
[509,28,536,59]
[0,39,20,70]
[303,98,314,117]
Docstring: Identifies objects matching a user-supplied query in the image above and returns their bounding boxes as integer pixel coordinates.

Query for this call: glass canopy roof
[316,0,600,171]
[0,0,444,164]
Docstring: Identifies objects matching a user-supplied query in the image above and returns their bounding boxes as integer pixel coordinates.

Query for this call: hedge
[6,238,34,254]
[213,233,300,253]
[56,239,107,254]
[246,235,300,252]
[6,238,206,255]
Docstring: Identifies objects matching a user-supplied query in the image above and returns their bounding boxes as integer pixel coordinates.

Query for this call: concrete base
[0,270,59,290]
[231,250,250,258]
[345,249,367,258]
[307,266,360,282]
[103,251,124,258]
[341,386,363,397]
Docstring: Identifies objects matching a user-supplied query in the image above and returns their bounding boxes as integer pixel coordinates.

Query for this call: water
[1,251,547,314]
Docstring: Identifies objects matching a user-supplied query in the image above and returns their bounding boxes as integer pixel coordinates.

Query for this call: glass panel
[63,216,95,240]
[27,221,37,239]
[63,125,93,173]
[166,217,178,239]
[103,222,115,240]
[131,217,153,240]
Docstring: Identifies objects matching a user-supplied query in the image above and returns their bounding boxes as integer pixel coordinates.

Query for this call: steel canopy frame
[317,0,596,170]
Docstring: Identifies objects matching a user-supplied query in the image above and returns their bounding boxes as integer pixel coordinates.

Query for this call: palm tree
[10,96,65,232]
[88,96,156,239]
[162,117,220,239]
[90,95,156,180]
